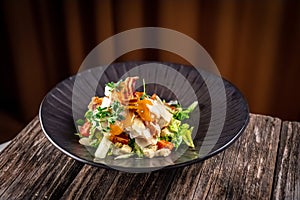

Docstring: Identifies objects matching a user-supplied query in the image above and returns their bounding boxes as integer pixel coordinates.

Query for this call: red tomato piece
[157,140,174,150]
[80,121,91,137]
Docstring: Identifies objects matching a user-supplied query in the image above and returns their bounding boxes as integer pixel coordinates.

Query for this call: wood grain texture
[0,117,84,199]
[62,165,178,199]
[166,114,281,200]
[0,114,298,199]
[272,121,300,200]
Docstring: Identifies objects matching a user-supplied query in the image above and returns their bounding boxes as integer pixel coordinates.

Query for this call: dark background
[1,0,300,143]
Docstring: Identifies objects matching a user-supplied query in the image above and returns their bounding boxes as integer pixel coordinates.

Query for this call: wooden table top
[0,114,299,199]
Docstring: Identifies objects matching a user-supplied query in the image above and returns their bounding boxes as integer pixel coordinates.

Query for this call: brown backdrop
[0,0,300,142]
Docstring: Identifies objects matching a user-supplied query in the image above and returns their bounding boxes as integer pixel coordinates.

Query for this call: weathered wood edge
[0,117,42,196]
[272,120,300,200]
[0,117,84,199]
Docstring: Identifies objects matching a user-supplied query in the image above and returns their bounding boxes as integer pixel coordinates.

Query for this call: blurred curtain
[0,0,300,140]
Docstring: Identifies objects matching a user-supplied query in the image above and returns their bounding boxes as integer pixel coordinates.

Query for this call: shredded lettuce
[134,143,144,158]
[174,101,198,121]
[128,138,144,157]
[167,123,195,149]
[171,133,183,150]
[179,123,195,148]
[163,101,198,149]
[169,118,181,133]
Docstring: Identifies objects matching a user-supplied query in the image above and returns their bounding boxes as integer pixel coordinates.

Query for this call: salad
[76,76,198,160]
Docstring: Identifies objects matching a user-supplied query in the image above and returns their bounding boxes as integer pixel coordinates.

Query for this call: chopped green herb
[106,79,123,92]
[109,101,125,123]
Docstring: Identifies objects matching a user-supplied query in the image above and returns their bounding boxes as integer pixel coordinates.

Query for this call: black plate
[39,62,249,172]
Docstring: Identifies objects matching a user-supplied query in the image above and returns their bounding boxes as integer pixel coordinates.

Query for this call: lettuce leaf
[174,101,198,121]
[178,123,195,148]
